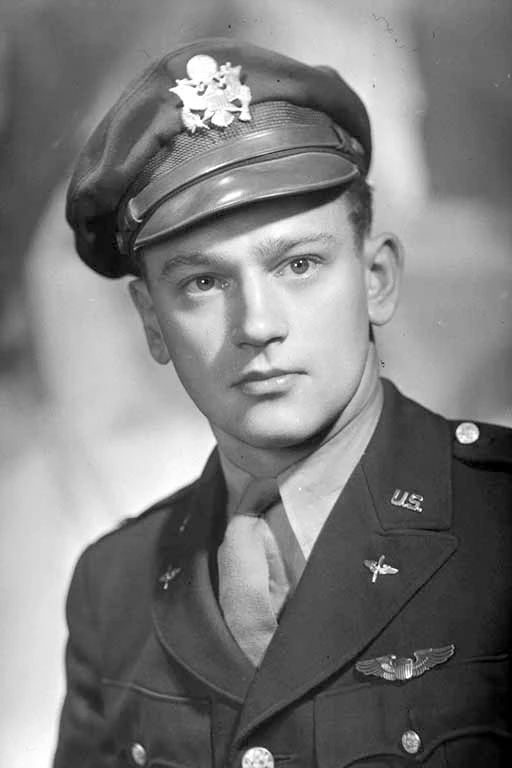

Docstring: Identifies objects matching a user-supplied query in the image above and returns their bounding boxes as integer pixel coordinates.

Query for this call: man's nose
[231,277,288,348]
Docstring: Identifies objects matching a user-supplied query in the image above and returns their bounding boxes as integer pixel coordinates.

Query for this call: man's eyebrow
[158,233,337,276]
[255,233,337,259]
[159,252,225,276]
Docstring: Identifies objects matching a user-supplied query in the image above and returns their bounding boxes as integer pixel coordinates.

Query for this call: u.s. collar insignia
[356,644,455,681]
[391,489,424,513]
[169,54,252,133]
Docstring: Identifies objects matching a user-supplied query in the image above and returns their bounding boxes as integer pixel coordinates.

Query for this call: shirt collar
[219,375,383,557]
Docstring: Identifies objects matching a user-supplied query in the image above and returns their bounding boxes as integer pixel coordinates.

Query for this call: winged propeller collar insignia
[356,645,455,681]
[364,554,399,582]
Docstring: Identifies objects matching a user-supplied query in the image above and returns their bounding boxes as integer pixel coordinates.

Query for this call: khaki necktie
[218,478,305,666]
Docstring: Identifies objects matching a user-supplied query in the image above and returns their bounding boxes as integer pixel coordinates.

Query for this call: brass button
[130,742,147,766]
[455,421,480,445]
[241,746,275,768]
[401,729,422,755]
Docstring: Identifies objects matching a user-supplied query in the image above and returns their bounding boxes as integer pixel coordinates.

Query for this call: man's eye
[284,257,319,276]
[184,275,222,293]
[194,276,216,291]
[289,258,311,274]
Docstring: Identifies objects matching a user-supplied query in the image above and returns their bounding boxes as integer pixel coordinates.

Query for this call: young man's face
[132,191,401,449]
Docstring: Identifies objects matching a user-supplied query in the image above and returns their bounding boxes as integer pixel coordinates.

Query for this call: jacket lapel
[234,381,458,743]
[152,450,255,703]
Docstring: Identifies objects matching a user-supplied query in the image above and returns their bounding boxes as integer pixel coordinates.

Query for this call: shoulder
[64,477,204,636]
[385,383,512,528]
[71,449,222,591]
[384,379,512,469]
[448,417,512,525]
[449,418,512,469]
[62,479,205,664]
[73,477,200,583]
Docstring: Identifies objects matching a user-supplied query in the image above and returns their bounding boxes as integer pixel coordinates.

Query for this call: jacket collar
[152,450,256,704]
[364,379,453,531]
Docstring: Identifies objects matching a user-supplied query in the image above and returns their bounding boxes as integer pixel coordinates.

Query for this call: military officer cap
[67,38,372,278]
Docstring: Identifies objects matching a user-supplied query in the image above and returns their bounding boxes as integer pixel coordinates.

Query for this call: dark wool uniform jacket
[53,381,512,767]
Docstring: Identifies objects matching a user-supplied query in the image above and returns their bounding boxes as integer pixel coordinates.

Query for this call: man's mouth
[232,369,300,396]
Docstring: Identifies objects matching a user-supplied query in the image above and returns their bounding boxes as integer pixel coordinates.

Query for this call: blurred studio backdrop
[1,0,511,765]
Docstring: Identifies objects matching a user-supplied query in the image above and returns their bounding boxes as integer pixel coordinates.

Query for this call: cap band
[126,122,352,226]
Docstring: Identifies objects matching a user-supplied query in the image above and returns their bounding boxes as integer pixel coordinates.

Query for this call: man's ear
[129,279,171,364]
[363,233,404,327]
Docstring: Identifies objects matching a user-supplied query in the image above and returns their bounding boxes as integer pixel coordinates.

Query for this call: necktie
[218,478,303,666]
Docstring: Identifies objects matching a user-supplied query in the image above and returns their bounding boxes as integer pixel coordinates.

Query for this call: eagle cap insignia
[356,644,455,681]
[169,54,252,133]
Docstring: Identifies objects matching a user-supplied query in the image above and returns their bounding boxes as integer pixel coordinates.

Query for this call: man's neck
[213,344,382,478]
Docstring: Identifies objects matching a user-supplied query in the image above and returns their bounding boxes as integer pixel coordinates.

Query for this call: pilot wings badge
[169,54,252,133]
[356,645,455,681]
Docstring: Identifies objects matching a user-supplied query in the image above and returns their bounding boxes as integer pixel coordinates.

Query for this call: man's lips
[233,368,292,384]
[232,369,301,396]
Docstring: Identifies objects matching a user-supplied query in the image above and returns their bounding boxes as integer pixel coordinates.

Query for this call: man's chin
[232,413,335,451]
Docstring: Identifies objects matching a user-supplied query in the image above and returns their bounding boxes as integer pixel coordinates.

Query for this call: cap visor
[134,151,358,250]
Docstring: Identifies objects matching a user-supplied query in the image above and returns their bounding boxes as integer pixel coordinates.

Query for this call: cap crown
[67,38,371,277]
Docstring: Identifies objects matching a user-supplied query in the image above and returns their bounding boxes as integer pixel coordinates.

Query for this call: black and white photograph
[0,1,511,766]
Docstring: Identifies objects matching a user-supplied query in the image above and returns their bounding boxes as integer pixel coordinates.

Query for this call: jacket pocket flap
[315,656,511,766]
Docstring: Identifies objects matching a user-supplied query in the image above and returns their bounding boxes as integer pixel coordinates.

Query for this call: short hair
[345,177,374,247]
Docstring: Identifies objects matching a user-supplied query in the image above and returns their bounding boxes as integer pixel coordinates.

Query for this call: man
[54,39,511,767]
